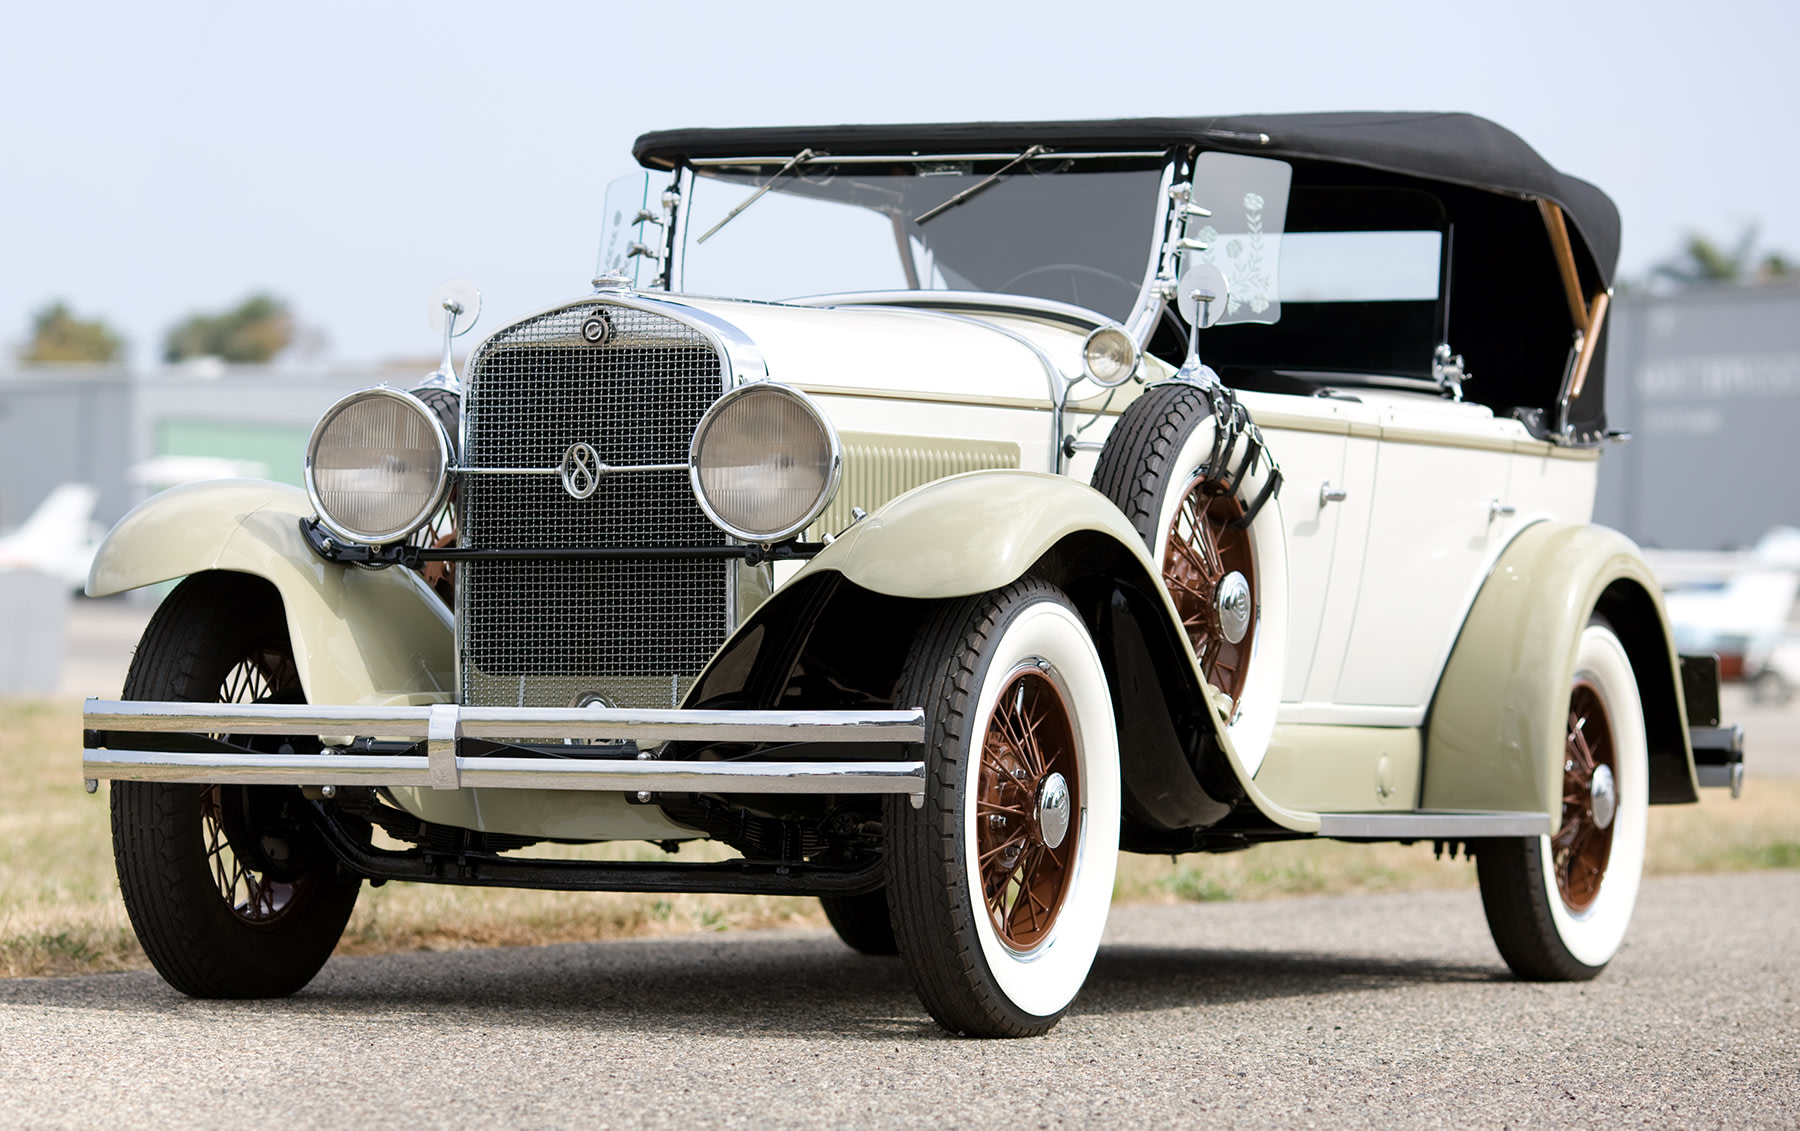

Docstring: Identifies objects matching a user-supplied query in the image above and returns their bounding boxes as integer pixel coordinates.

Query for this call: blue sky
[2,0,1794,365]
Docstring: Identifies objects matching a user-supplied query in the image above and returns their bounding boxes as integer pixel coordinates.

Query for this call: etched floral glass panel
[1182,153,1293,325]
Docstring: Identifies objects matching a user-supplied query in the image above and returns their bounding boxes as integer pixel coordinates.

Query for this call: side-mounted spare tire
[1091,380,1288,775]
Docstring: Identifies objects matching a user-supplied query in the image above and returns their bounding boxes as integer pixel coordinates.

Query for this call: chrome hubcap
[1591,763,1617,830]
[1036,771,1071,850]
[1216,571,1251,645]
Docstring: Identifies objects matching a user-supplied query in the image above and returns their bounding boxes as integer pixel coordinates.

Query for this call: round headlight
[1081,325,1140,388]
[690,382,841,543]
[305,387,452,545]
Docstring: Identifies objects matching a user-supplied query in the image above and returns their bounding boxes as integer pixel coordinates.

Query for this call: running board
[1318,811,1552,840]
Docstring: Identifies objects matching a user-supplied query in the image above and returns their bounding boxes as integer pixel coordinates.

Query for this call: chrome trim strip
[1317,811,1553,839]
[688,151,1167,166]
[84,699,925,743]
[1125,157,1180,348]
[785,290,1108,331]
[451,462,688,477]
[83,749,926,797]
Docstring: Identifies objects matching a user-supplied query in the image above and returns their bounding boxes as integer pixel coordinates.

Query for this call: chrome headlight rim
[1080,324,1140,388]
[688,380,844,545]
[304,385,453,546]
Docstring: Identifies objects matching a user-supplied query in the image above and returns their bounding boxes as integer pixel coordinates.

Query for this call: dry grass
[4,698,1795,978]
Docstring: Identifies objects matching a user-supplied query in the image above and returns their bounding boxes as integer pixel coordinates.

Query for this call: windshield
[678,153,1166,323]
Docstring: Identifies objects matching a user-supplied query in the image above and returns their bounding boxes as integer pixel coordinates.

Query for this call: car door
[1331,395,1519,712]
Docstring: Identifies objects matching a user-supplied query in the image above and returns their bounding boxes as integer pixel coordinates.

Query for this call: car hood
[669,294,1091,407]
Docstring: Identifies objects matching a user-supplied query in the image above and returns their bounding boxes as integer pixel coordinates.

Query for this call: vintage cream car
[83,113,1742,1038]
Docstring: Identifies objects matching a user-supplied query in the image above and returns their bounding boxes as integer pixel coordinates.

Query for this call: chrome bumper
[83,699,927,804]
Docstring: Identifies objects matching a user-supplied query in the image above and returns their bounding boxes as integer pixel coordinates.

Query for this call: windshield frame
[662,149,1180,335]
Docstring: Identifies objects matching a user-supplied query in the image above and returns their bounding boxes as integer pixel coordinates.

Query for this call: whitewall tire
[885,579,1120,1037]
[1477,622,1649,979]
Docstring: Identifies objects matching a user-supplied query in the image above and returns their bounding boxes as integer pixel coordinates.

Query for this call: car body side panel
[1422,520,1695,818]
[1254,724,1422,813]
[85,479,455,708]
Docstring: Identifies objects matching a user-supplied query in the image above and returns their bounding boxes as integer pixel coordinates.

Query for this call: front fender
[791,470,1157,599]
[1422,521,1695,819]
[86,479,453,706]
[751,470,1319,831]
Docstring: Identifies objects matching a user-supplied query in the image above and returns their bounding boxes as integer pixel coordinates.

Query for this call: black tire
[111,572,361,998]
[819,890,898,956]
[1476,622,1648,982]
[884,579,1120,1038]
[1091,382,1217,547]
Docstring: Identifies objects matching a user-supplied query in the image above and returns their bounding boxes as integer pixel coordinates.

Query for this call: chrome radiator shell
[456,299,732,710]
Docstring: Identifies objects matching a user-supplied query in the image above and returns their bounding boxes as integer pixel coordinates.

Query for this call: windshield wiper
[696,148,822,244]
[913,145,1047,225]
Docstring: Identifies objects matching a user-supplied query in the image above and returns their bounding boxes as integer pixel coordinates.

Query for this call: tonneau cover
[634,112,1619,285]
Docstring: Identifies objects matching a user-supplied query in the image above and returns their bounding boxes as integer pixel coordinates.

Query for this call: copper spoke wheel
[1552,678,1616,913]
[885,581,1119,1037]
[1475,623,1648,982]
[1162,476,1256,710]
[976,666,1080,952]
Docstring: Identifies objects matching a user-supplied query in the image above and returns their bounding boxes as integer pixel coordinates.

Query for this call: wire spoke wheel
[1553,679,1616,913]
[885,581,1120,1037]
[976,666,1080,952]
[111,572,362,999]
[1475,622,1647,981]
[1162,477,1255,709]
[204,651,321,929]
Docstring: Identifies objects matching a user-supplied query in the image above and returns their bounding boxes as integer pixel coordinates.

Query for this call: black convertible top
[635,112,1619,285]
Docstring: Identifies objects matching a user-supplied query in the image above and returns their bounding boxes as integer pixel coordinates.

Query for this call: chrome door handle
[1489,499,1516,520]
[1320,483,1348,505]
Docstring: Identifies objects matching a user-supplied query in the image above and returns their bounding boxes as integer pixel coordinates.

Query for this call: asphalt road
[2,871,1793,1129]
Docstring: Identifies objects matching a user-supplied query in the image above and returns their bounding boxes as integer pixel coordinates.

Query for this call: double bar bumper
[83,699,928,805]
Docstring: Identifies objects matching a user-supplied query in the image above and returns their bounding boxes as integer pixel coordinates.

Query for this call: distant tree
[19,301,125,363]
[1651,224,1795,288]
[163,293,294,364]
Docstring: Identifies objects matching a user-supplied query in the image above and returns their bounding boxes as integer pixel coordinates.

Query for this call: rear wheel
[884,580,1120,1037]
[111,572,362,998]
[1476,623,1648,980]
[819,890,898,956]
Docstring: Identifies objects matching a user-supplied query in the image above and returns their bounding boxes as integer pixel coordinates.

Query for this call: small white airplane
[0,483,101,590]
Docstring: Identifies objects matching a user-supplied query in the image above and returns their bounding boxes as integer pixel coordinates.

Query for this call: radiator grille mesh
[458,302,727,710]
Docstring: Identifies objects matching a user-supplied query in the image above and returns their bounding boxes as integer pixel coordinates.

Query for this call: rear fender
[86,479,453,706]
[1422,521,1696,819]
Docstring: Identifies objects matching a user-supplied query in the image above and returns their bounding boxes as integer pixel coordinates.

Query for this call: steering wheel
[998,263,1140,311]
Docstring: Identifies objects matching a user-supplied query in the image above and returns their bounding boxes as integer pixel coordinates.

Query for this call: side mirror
[427,278,481,339]
[1178,263,1231,328]
[418,279,481,393]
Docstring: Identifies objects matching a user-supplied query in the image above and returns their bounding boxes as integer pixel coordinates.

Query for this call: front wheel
[111,572,362,998]
[884,580,1120,1037]
[1476,622,1649,980]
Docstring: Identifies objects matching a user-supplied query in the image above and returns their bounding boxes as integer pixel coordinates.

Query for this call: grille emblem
[559,442,602,499]
[581,314,612,345]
